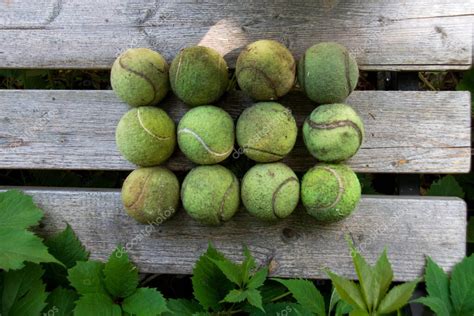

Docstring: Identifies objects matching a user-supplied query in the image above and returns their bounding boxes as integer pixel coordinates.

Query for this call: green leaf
[163,299,204,316]
[335,300,352,316]
[242,246,257,284]
[246,288,264,312]
[423,257,451,309]
[103,247,139,298]
[192,244,234,311]
[209,257,242,286]
[326,271,366,312]
[1,263,49,316]
[68,261,107,295]
[426,175,465,198]
[248,268,268,289]
[248,303,312,316]
[222,289,248,303]
[44,287,78,316]
[122,287,168,316]
[329,288,341,314]
[273,278,326,316]
[412,297,450,316]
[44,224,89,268]
[348,309,369,316]
[450,255,474,314]
[349,244,378,312]
[373,249,393,306]
[0,190,61,270]
[73,293,121,316]
[377,279,419,314]
[259,280,289,304]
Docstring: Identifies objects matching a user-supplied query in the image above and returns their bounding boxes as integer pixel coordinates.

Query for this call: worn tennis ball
[121,167,179,224]
[236,39,296,100]
[181,165,240,225]
[116,106,176,167]
[242,163,300,221]
[236,102,297,162]
[303,103,364,162]
[169,46,229,106]
[111,48,169,107]
[178,106,234,165]
[301,163,361,222]
[298,42,359,104]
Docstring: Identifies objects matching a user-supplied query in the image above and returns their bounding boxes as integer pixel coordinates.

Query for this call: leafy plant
[426,175,465,198]
[413,255,474,316]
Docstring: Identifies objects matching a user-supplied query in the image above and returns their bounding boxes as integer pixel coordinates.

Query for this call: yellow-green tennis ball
[169,46,229,106]
[111,48,169,107]
[178,105,234,164]
[121,167,179,224]
[236,40,295,100]
[116,107,176,167]
[301,164,361,222]
[181,165,240,225]
[236,102,297,162]
[298,42,359,104]
[241,163,299,221]
[303,103,364,162]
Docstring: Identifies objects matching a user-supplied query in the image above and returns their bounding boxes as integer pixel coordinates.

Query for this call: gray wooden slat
[8,187,465,281]
[0,90,470,173]
[0,0,472,69]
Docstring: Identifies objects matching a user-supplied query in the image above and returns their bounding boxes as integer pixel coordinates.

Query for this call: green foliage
[44,287,78,316]
[357,174,378,195]
[272,279,326,315]
[413,255,474,316]
[426,175,465,198]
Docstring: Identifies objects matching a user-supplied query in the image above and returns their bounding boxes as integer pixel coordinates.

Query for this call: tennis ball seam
[305,118,363,147]
[218,174,238,223]
[342,49,352,94]
[124,171,153,211]
[118,56,158,106]
[137,108,171,141]
[315,166,345,211]
[244,146,284,159]
[271,176,298,219]
[237,66,278,99]
[178,127,233,157]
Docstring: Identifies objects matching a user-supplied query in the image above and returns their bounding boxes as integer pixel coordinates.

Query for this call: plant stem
[270,291,291,302]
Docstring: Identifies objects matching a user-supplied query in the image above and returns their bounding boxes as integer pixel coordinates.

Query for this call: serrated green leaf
[0,190,61,270]
[348,309,369,316]
[122,287,168,316]
[423,257,451,310]
[329,288,341,314]
[246,288,264,312]
[412,297,450,316]
[377,279,419,314]
[44,287,78,316]
[373,249,393,307]
[259,280,289,304]
[326,271,366,311]
[209,257,242,286]
[73,293,121,316]
[349,244,378,312]
[450,255,474,314]
[248,302,312,316]
[192,244,234,311]
[163,299,203,316]
[242,246,257,284]
[44,224,89,268]
[273,278,325,316]
[427,175,465,198]
[222,289,247,303]
[1,263,48,316]
[335,299,352,316]
[103,248,139,298]
[68,261,107,295]
[248,268,268,289]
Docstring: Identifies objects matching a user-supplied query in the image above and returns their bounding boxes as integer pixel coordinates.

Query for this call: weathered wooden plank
[0,90,470,173]
[6,187,464,281]
[0,0,472,69]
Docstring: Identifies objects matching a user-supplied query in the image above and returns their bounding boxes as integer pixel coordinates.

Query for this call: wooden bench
[0,0,472,281]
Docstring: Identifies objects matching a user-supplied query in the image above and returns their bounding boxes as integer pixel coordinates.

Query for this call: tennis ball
[111,48,169,107]
[181,165,240,225]
[301,163,361,222]
[236,40,296,100]
[236,102,297,162]
[169,46,229,106]
[178,106,234,164]
[241,163,300,221]
[116,106,176,167]
[303,103,364,162]
[121,167,179,224]
[298,42,359,104]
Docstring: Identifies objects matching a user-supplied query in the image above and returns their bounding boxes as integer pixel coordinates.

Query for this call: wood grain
[0,0,472,69]
[6,187,464,281]
[0,90,470,173]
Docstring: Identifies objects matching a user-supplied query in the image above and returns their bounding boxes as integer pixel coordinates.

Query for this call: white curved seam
[315,166,345,211]
[178,128,233,156]
[137,109,170,141]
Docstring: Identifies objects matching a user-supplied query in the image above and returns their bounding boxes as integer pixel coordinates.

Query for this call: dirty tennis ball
[303,103,364,162]
[178,105,234,164]
[236,102,297,162]
[111,48,169,107]
[121,167,179,224]
[236,39,296,100]
[116,106,176,167]
[169,46,229,106]
[298,42,359,104]
[301,163,361,222]
[241,163,300,221]
[181,165,240,225]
